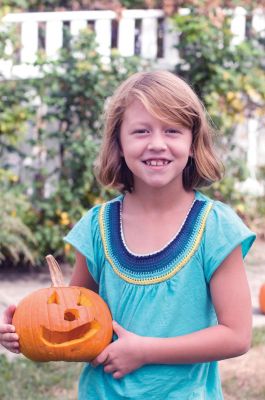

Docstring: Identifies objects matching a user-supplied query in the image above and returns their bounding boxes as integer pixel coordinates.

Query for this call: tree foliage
[0,172,36,266]
[172,7,265,205]
[0,27,148,266]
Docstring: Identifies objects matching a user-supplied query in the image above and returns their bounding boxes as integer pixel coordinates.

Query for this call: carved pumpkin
[12,255,113,362]
[259,283,265,315]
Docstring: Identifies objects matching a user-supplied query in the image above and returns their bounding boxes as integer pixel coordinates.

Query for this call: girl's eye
[133,129,149,134]
[165,128,181,134]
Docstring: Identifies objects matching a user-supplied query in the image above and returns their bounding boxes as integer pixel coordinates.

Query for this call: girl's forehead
[122,99,151,121]
[125,98,147,112]
[123,99,158,120]
[124,97,166,118]
[123,98,190,127]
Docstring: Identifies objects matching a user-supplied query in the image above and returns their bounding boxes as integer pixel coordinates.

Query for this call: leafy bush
[0,27,148,266]
[173,8,265,207]
[0,171,36,266]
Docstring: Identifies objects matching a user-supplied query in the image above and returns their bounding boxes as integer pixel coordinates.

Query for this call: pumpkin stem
[46,255,65,287]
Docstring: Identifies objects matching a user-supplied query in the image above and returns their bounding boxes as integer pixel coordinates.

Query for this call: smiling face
[40,288,100,348]
[119,99,193,193]
[13,286,113,362]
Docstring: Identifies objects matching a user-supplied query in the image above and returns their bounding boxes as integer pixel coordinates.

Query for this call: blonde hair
[95,70,223,192]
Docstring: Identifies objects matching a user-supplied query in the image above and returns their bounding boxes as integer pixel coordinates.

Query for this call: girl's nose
[147,132,167,151]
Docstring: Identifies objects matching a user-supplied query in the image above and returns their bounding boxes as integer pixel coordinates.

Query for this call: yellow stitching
[99,202,213,285]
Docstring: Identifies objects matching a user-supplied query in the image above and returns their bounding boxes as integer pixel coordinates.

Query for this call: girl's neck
[124,185,195,215]
[121,186,196,255]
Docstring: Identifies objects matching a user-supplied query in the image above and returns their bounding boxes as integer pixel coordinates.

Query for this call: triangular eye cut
[77,291,92,307]
[47,291,60,304]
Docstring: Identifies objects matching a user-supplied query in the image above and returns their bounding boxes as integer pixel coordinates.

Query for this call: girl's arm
[70,250,98,292]
[92,245,252,378]
[142,245,252,364]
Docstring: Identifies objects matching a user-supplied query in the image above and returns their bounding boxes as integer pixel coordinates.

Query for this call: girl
[0,71,256,399]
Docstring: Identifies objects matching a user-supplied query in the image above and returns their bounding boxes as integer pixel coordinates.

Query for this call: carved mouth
[41,321,100,346]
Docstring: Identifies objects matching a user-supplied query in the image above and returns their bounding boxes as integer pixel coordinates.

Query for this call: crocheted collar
[98,194,213,285]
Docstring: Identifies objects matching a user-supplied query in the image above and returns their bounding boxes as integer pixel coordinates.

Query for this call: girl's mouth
[143,159,171,166]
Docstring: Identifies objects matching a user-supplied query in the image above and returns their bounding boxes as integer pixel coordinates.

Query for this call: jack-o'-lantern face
[41,288,99,347]
[12,286,113,362]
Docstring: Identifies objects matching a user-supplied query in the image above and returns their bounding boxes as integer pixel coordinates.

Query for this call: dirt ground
[0,239,265,397]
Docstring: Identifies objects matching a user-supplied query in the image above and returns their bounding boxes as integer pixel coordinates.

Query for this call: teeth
[145,160,169,166]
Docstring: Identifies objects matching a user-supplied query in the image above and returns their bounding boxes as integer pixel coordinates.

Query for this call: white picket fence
[1,8,178,79]
[1,7,264,79]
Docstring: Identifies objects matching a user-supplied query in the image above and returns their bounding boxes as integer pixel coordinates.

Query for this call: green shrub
[0,171,36,266]
[173,8,265,207]
[0,27,149,266]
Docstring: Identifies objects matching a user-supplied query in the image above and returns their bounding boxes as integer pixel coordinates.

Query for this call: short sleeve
[202,200,256,282]
[63,205,104,283]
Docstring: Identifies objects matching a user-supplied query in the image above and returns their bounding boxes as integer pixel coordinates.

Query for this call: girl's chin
[135,178,183,191]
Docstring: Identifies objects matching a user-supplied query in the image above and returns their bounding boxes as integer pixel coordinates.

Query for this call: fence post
[46,20,63,59]
[21,21,38,63]
[231,6,247,45]
[95,19,112,56]
[141,17,158,59]
[163,18,179,67]
[70,19,87,36]
[252,8,265,36]
[118,17,135,56]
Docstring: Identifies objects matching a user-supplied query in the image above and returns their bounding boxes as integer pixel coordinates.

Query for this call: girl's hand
[0,305,20,353]
[91,321,146,379]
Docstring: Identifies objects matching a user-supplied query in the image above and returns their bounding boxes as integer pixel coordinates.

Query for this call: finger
[112,321,127,338]
[113,370,124,379]
[10,349,20,354]
[2,339,20,350]
[0,332,19,342]
[0,324,16,334]
[2,344,20,354]
[3,305,16,324]
[104,363,116,374]
[91,351,108,367]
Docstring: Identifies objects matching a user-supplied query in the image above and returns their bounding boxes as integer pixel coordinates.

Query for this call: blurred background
[0,1,264,399]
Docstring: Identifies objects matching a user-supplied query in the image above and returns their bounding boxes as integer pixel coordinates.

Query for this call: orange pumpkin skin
[12,286,113,362]
[259,284,265,315]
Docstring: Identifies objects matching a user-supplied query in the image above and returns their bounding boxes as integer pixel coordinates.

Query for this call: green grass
[222,377,265,400]
[1,327,264,400]
[252,326,265,347]
[221,326,265,400]
[0,355,83,400]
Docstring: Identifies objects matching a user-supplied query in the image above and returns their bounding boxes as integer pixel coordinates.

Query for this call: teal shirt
[64,191,256,400]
